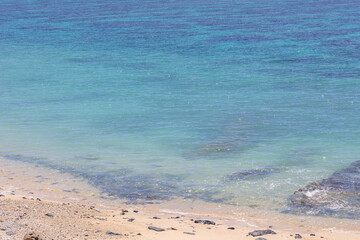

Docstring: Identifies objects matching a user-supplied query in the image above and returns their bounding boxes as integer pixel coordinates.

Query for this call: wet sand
[0,157,359,240]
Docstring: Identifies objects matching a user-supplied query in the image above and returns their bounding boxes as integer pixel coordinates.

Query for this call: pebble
[133,210,138,213]
[183,232,195,235]
[6,231,16,236]
[153,216,160,219]
[45,213,54,218]
[0,194,5,197]
[255,238,267,240]
[23,231,44,240]
[194,220,216,225]
[310,233,316,236]
[148,226,165,232]
[295,234,302,239]
[128,218,135,222]
[106,231,121,236]
[248,229,277,237]
[228,227,235,230]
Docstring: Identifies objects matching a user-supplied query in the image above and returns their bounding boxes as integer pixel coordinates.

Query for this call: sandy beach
[0,157,359,240]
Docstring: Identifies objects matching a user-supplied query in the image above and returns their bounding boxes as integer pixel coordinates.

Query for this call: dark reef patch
[224,167,282,182]
[289,160,360,219]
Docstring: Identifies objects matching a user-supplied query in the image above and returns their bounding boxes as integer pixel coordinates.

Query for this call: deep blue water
[0,0,360,216]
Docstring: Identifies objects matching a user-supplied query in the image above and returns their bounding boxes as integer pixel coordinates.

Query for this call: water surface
[0,0,360,217]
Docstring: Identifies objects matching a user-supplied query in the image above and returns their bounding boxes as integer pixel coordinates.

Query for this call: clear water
[1,0,360,215]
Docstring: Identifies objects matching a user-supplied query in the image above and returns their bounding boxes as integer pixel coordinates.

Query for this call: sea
[0,0,359,218]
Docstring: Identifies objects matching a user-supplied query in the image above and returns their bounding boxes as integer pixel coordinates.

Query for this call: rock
[24,232,44,240]
[148,226,165,232]
[106,231,121,236]
[128,218,135,222]
[310,233,316,236]
[194,220,216,225]
[225,168,280,181]
[6,231,16,236]
[153,216,160,219]
[248,229,276,237]
[290,160,360,218]
[295,234,302,239]
[255,238,267,240]
[183,232,195,235]
[0,194,5,197]
[45,213,54,218]
[228,227,235,230]
[133,210,138,213]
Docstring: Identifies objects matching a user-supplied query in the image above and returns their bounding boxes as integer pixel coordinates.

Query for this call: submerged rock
[290,160,360,218]
[224,167,281,182]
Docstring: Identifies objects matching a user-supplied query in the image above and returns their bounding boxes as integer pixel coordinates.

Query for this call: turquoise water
[1,0,360,216]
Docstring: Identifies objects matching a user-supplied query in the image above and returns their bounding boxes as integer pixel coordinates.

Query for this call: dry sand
[0,157,359,240]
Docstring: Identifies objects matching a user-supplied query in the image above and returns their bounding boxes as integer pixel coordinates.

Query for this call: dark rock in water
[290,160,360,218]
[248,229,276,237]
[194,220,216,225]
[148,226,165,232]
[224,168,281,182]
[106,231,121,236]
[295,233,302,239]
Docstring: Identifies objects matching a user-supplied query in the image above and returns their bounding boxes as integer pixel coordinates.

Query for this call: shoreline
[0,157,359,239]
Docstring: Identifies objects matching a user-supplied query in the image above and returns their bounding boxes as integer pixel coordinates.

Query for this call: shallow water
[0,0,360,217]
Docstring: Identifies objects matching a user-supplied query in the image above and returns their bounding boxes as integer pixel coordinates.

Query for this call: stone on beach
[23,232,44,240]
[106,230,121,236]
[148,226,165,232]
[194,219,216,225]
[248,229,276,237]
